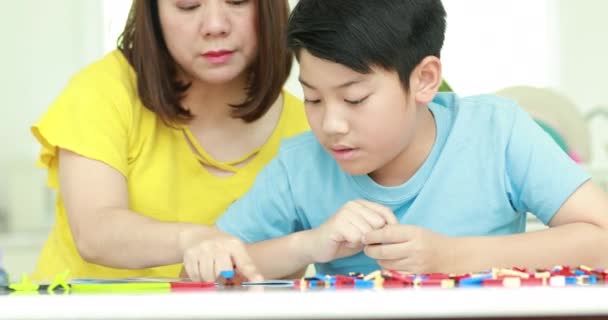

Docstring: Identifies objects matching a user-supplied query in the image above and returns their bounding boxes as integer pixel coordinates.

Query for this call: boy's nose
[322,108,349,136]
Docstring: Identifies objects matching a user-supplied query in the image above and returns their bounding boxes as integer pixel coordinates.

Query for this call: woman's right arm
[59,148,212,269]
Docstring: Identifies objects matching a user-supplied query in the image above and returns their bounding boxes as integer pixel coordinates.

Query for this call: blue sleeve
[505,106,591,225]
[215,157,303,243]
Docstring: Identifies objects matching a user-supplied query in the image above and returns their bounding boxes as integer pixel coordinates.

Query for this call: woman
[30,0,308,280]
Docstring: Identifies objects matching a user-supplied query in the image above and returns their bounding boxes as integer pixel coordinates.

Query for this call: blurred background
[1,0,607,280]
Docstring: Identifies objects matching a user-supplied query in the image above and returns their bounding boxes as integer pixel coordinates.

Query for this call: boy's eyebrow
[298,77,365,90]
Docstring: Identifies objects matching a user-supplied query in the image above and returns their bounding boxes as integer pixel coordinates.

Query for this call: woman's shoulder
[34,50,154,152]
[31,51,160,182]
[54,50,149,125]
[71,50,137,96]
[282,90,304,108]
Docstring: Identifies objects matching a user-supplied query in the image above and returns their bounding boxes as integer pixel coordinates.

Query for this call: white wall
[557,0,608,112]
[0,1,106,234]
[556,0,608,164]
[442,0,557,94]
[0,0,106,279]
[1,0,104,161]
[285,0,303,98]
[103,0,132,52]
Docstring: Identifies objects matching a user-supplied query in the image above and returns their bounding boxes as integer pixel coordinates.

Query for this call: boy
[182,0,608,282]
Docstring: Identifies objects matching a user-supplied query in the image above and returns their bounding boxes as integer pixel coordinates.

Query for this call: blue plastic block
[219,270,235,279]
[354,279,374,289]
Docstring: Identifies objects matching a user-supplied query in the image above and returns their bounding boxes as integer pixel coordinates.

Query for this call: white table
[1,285,608,319]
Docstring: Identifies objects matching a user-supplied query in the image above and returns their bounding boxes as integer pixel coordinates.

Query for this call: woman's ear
[410,56,443,105]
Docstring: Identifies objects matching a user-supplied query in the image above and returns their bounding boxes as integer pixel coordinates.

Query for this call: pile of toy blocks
[294,266,608,289]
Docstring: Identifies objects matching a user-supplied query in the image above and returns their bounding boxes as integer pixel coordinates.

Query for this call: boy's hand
[309,200,398,263]
[362,225,451,274]
[182,231,263,282]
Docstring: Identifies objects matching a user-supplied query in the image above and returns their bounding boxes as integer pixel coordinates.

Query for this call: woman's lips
[202,50,234,64]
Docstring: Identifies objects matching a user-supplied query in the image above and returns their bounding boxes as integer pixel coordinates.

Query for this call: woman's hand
[180,228,263,282]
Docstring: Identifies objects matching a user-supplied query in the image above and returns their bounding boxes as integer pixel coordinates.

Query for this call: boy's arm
[363,180,608,274]
[452,103,608,271]
[448,180,608,272]
[466,103,608,270]
[247,231,316,279]
[247,200,400,279]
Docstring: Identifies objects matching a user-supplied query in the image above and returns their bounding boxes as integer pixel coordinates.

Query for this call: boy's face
[298,49,424,180]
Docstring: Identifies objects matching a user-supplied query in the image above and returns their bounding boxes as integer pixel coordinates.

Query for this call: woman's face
[158,0,258,84]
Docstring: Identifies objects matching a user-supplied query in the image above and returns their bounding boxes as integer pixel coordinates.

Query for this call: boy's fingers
[356,200,398,225]
[238,263,264,282]
[339,221,364,245]
[378,258,411,271]
[360,211,387,229]
[347,214,373,235]
[364,242,408,260]
[329,231,346,243]
[348,204,385,230]
[362,225,410,245]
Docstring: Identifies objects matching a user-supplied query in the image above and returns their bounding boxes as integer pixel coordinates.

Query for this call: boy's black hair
[287,0,446,91]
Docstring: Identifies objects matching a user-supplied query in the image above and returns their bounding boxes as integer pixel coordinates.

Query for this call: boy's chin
[336,162,373,176]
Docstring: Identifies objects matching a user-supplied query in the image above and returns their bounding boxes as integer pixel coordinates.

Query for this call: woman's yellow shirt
[30,50,309,280]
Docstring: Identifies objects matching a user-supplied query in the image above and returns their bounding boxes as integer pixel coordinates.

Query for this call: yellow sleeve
[31,68,133,189]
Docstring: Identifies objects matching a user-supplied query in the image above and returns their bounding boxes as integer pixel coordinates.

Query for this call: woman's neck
[181,74,249,125]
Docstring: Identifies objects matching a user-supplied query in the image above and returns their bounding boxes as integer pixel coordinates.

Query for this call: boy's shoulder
[278,131,322,154]
[435,92,519,111]
[462,93,520,111]
[435,92,523,126]
[268,131,330,180]
[275,131,332,167]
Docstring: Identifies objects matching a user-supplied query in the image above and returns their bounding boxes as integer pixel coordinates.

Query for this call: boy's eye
[344,96,369,105]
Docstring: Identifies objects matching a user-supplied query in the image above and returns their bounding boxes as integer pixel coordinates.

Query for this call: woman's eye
[178,4,200,11]
[227,0,249,6]
[304,99,321,105]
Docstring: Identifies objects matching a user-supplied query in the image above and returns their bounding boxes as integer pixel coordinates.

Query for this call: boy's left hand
[362,225,451,274]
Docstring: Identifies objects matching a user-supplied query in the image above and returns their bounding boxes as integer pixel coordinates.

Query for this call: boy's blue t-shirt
[216,93,590,275]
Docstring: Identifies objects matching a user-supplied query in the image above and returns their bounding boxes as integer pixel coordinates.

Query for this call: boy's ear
[411,56,442,105]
